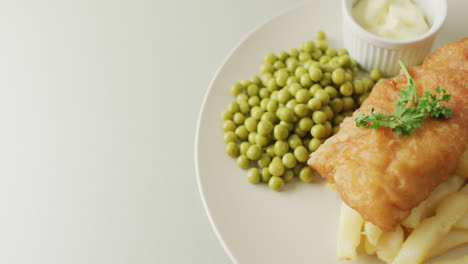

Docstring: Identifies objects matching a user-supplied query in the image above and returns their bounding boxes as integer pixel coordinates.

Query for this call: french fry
[364,221,383,246]
[364,235,377,255]
[454,214,468,229]
[392,192,468,264]
[431,255,468,264]
[455,150,468,178]
[337,202,364,260]
[426,229,468,261]
[402,175,465,228]
[375,225,404,264]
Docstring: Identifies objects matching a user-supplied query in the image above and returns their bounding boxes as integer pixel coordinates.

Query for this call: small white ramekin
[342,0,447,77]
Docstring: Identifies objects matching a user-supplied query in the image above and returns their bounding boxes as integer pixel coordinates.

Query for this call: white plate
[195,1,468,263]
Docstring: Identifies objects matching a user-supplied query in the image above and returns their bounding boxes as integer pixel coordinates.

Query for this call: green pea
[256,134,269,147]
[268,176,285,191]
[286,59,299,73]
[289,48,299,58]
[264,52,276,64]
[369,69,382,81]
[333,126,340,134]
[282,153,297,169]
[324,121,333,136]
[274,124,289,140]
[309,84,322,95]
[299,167,315,182]
[260,63,274,74]
[248,96,260,107]
[362,78,374,91]
[333,115,345,126]
[312,111,327,124]
[278,50,289,61]
[273,60,285,70]
[311,124,327,139]
[239,101,250,115]
[319,55,330,64]
[237,155,250,169]
[309,138,322,152]
[317,40,328,50]
[258,154,271,168]
[330,98,344,113]
[251,75,261,85]
[276,72,288,87]
[241,80,252,88]
[338,48,348,56]
[221,110,233,121]
[301,41,316,52]
[222,120,236,132]
[288,134,303,149]
[296,89,311,103]
[239,142,250,155]
[282,169,294,182]
[261,112,277,124]
[244,117,257,133]
[246,144,262,160]
[309,67,323,82]
[235,126,249,140]
[259,88,270,100]
[294,104,309,118]
[269,159,285,177]
[276,107,295,122]
[300,52,312,62]
[274,140,289,157]
[300,74,312,88]
[298,117,313,131]
[237,93,248,103]
[257,120,273,135]
[340,82,354,96]
[303,138,311,148]
[286,76,299,86]
[246,168,260,184]
[314,90,330,105]
[342,97,355,111]
[320,72,332,86]
[261,168,272,182]
[338,55,350,66]
[266,78,279,92]
[353,80,365,95]
[246,84,258,97]
[307,98,322,111]
[321,105,334,120]
[266,99,278,113]
[294,127,306,138]
[251,106,264,120]
[280,121,294,131]
[230,83,244,96]
[288,83,302,96]
[225,142,239,157]
[358,93,370,106]
[345,72,353,82]
[248,132,257,144]
[265,144,275,157]
[331,68,346,85]
[316,30,326,40]
[343,111,354,117]
[324,86,338,99]
[286,99,297,110]
[294,146,309,162]
[224,131,237,143]
[277,89,292,104]
[294,67,306,79]
[326,48,337,57]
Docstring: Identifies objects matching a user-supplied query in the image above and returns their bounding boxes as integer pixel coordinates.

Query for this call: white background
[0,0,306,263]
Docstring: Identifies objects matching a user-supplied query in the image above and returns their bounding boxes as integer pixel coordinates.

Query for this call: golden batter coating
[308,39,468,231]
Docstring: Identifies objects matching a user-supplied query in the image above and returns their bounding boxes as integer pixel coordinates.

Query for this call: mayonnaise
[352,0,430,40]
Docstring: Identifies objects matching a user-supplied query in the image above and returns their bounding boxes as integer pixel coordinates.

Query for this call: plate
[195,0,468,263]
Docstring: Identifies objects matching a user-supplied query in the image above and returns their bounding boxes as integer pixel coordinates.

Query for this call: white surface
[0,0,308,263]
[196,0,468,264]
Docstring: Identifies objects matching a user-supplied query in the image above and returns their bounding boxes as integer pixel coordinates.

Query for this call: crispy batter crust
[307,38,468,231]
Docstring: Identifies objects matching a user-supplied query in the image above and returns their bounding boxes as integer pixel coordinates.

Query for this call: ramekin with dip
[341,0,447,76]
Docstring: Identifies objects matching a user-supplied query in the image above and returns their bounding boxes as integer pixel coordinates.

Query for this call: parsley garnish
[352,60,453,138]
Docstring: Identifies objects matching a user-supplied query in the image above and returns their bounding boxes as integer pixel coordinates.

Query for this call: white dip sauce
[352,0,430,40]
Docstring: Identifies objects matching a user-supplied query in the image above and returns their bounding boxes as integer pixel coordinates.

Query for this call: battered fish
[307,39,468,231]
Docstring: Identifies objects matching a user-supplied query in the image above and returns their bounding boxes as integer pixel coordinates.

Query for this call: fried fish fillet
[307,39,468,231]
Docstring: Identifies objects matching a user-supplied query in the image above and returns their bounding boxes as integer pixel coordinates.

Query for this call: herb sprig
[352,61,453,138]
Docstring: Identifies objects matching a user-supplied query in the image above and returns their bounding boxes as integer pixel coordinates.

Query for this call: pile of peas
[221,30,382,191]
